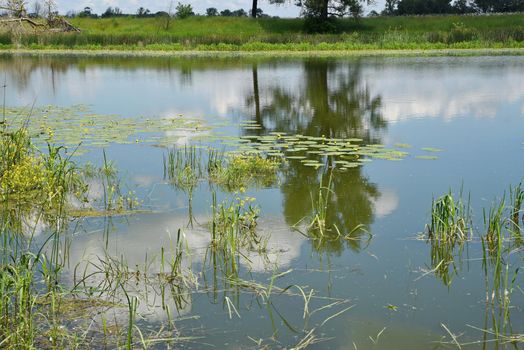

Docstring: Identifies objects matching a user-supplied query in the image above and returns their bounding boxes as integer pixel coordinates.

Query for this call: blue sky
[54,0,386,17]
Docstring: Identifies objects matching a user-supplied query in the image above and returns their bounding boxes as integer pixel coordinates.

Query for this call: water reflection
[245,59,387,253]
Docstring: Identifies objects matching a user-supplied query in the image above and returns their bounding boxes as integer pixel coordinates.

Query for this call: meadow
[0,13,522,52]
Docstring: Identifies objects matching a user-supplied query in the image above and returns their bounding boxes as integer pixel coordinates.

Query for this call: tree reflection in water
[246,59,387,254]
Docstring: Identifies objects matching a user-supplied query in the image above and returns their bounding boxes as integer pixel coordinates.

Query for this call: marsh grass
[0,122,350,349]
[0,124,187,349]
[307,172,333,237]
[210,194,261,276]
[163,146,202,192]
[164,146,281,193]
[427,190,471,243]
[295,171,368,245]
[209,154,281,192]
[2,15,522,51]
[509,183,524,236]
[429,186,523,346]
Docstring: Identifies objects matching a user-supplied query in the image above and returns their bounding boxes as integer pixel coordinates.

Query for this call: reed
[509,182,524,236]
[427,190,471,243]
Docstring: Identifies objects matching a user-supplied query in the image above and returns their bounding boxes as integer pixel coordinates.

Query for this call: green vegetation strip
[0,15,522,53]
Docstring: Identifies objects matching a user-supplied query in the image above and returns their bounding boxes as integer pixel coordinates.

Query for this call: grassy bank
[0,14,522,52]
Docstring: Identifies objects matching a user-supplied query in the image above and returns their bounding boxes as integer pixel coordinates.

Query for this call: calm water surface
[2,55,523,349]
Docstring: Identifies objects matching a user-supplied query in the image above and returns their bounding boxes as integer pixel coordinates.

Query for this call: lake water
[2,54,523,349]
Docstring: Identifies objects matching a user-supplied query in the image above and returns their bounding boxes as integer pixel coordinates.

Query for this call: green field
[0,14,523,52]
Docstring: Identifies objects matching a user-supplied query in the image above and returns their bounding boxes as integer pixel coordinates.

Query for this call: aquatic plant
[210,154,281,191]
[212,194,260,246]
[427,191,471,243]
[482,196,506,256]
[308,172,333,237]
[0,126,85,213]
[509,182,524,235]
[164,146,203,189]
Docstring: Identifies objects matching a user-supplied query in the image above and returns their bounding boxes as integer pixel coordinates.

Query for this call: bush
[175,2,194,19]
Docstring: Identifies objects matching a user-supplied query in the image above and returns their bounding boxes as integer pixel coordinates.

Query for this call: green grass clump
[427,191,471,243]
[210,154,281,191]
[0,126,85,216]
[210,194,261,274]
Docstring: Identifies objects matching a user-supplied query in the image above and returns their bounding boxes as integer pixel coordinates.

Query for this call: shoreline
[1,47,523,58]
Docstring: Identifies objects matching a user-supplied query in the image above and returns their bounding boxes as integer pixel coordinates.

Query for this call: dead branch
[0,17,44,27]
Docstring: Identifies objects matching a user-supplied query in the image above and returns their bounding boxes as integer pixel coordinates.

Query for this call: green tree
[175,2,194,19]
[206,7,218,16]
[397,0,452,14]
[473,0,524,12]
[382,0,398,14]
[136,7,151,17]
[297,0,373,20]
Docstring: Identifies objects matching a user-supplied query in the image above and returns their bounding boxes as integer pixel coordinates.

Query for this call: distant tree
[78,6,93,18]
[453,0,474,13]
[220,9,233,16]
[136,7,150,17]
[252,0,286,18]
[397,0,452,14]
[473,0,524,12]
[382,0,398,14]
[296,0,373,20]
[43,0,57,20]
[232,8,248,16]
[101,7,122,18]
[368,9,379,15]
[206,7,218,16]
[175,2,194,18]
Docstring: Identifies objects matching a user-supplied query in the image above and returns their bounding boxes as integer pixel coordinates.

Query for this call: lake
[1,54,523,349]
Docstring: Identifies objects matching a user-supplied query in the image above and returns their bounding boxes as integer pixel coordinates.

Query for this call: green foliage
[427,191,471,243]
[211,194,261,273]
[175,2,194,19]
[474,0,524,13]
[206,7,218,16]
[210,154,281,191]
[397,0,452,15]
[0,126,85,213]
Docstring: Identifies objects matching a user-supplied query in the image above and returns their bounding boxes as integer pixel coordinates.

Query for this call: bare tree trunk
[251,0,258,18]
[320,0,329,20]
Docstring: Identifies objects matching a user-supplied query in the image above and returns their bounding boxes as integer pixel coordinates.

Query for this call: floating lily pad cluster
[216,132,408,170]
[2,105,209,154]
[2,105,417,167]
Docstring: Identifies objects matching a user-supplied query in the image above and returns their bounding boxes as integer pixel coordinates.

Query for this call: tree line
[37,1,522,21]
[382,0,524,15]
[63,4,272,20]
